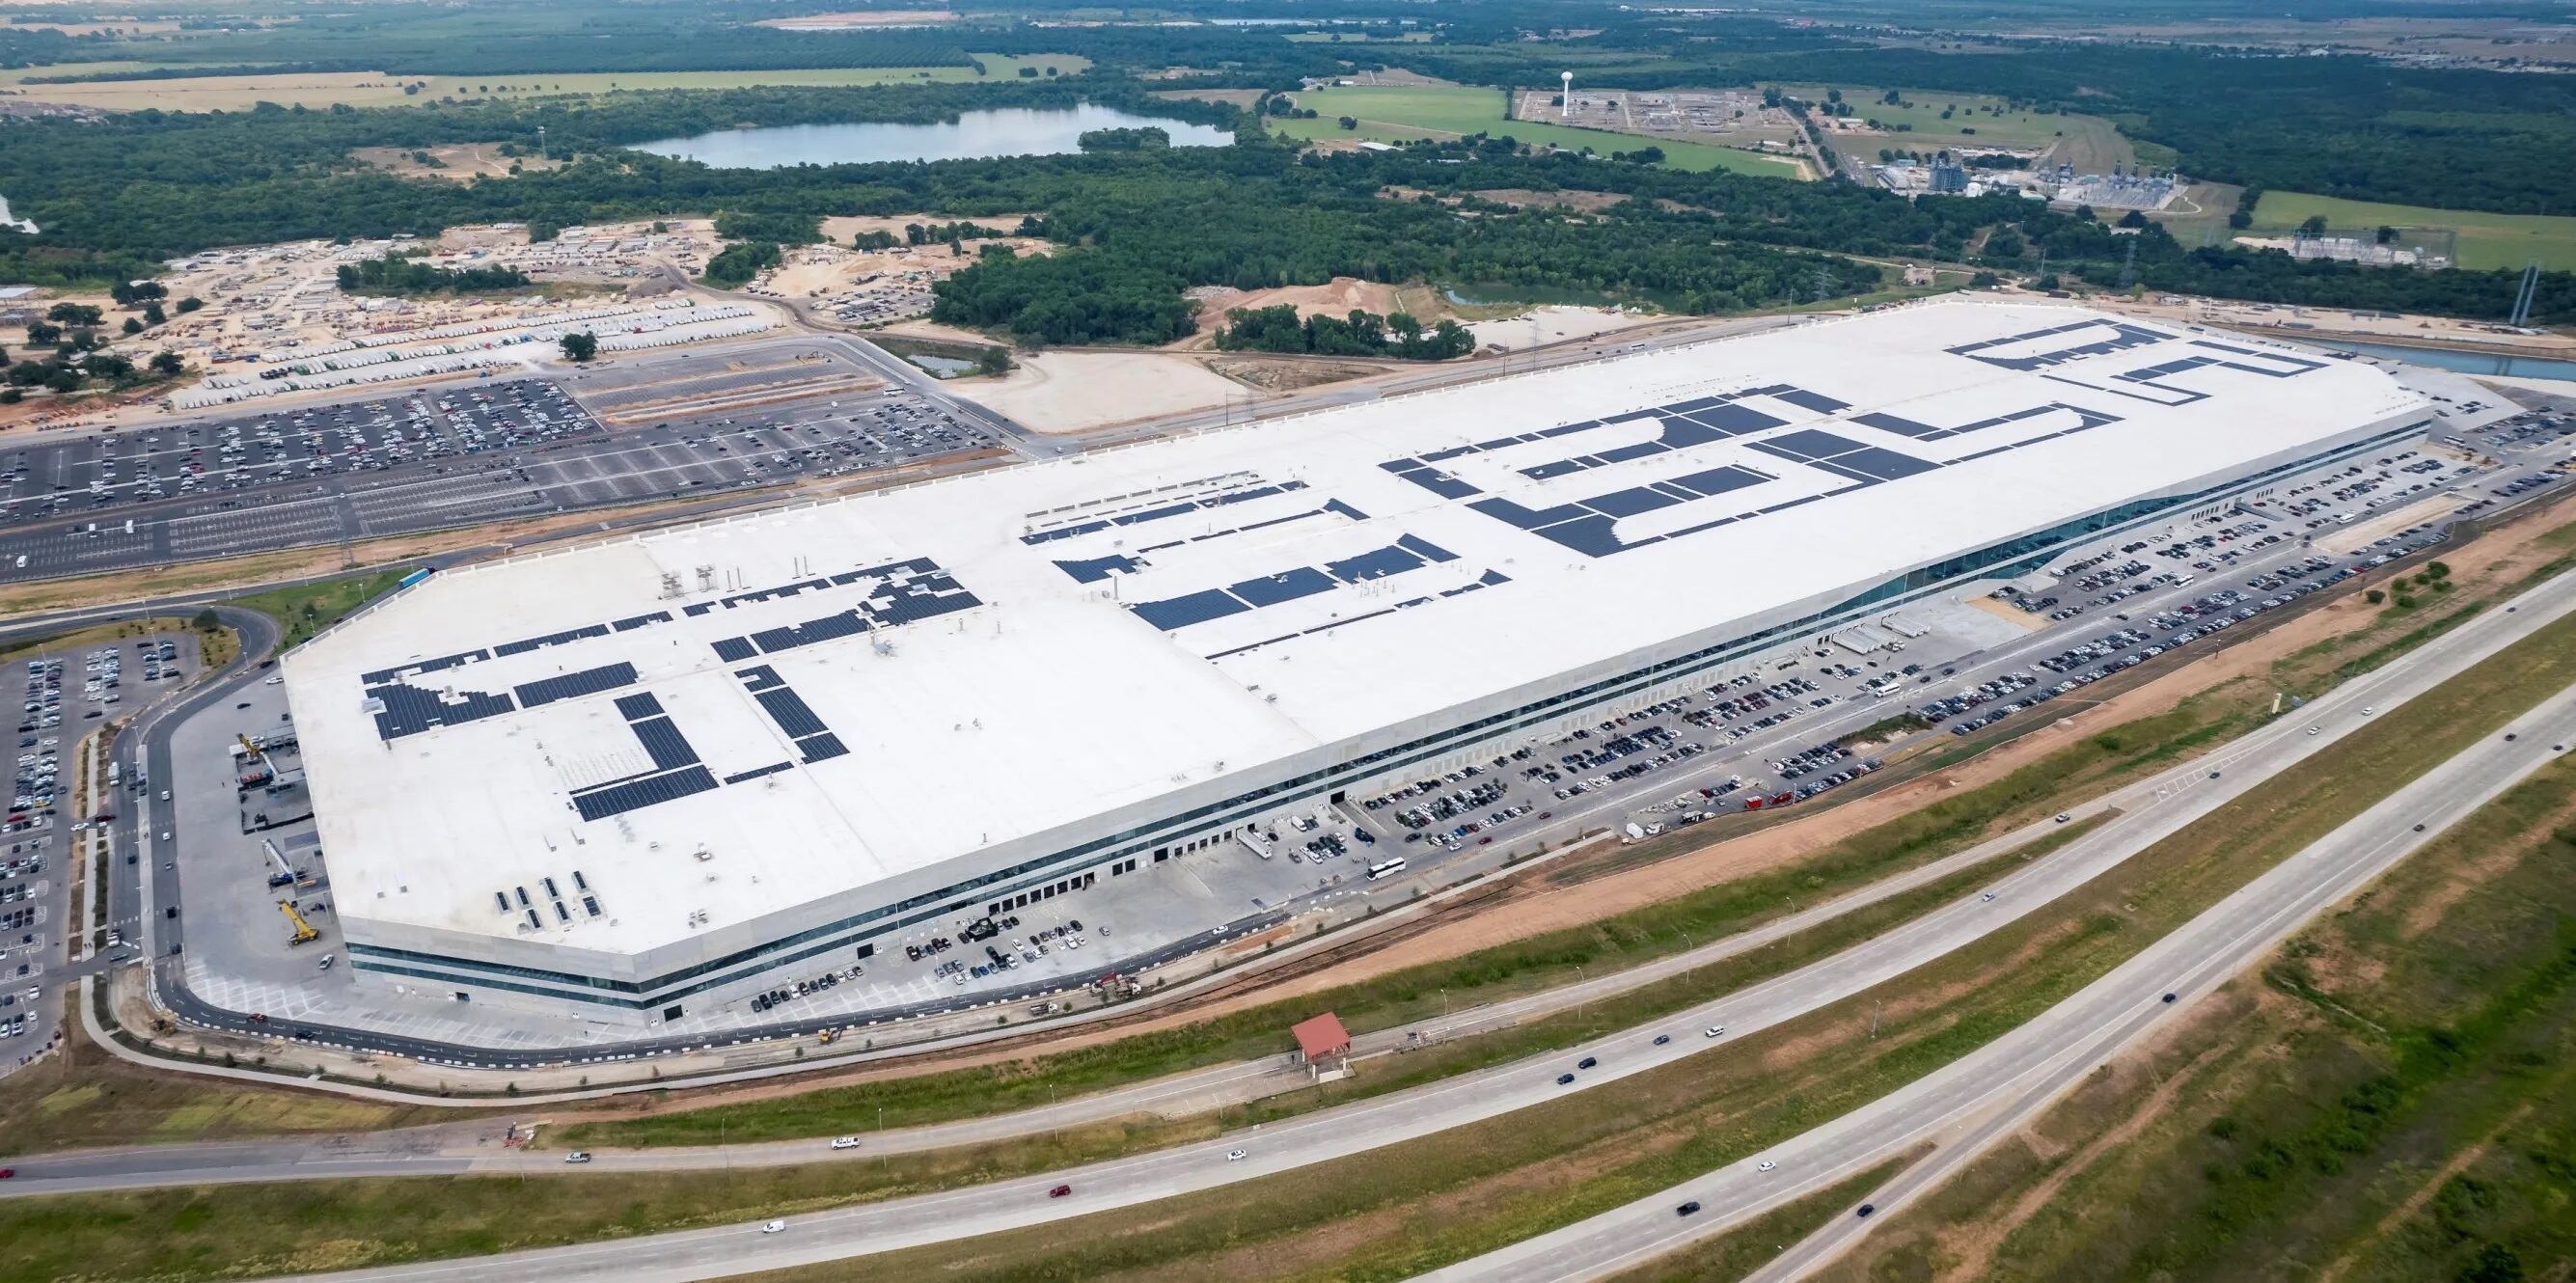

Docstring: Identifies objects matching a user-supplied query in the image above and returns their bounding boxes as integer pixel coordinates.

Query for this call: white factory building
[284,299,2430,1024]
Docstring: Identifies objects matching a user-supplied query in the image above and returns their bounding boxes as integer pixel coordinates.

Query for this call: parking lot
[0,631,198,1078]
[0,372,1004,584]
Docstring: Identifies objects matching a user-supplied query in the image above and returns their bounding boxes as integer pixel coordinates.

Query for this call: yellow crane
[277,900,319,946]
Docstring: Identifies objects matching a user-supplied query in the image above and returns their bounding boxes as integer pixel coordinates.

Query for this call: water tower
[1561,71,1573,118]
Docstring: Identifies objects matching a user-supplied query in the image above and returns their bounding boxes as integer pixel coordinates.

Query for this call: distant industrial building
[287,300,2429,1024]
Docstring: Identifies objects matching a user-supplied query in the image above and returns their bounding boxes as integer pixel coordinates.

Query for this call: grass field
[229,566,416,650]
[1275,85,1805,177]
[1815,755,2576,1283]
[0,56,1085,112]
[1777,83,2136,170]
[2239,190,2576,272]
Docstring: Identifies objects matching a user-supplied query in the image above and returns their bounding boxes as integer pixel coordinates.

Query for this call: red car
[1048,1184,1072,1198]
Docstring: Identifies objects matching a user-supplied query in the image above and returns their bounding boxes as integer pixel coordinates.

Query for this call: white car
[1225,1149,1247,1161]
[1704,1025,1726,1039]
[831,1136,860,1150]
[1757,1160,1776,1172]
[761,1220,786,1235]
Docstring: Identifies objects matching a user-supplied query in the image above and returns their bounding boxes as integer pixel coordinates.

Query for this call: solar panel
[513,662,640,710]
[1230,566,1335,607]
[368,680,514,741]
[796,732,848,763]
[1133,589,1248,632]
[613,693,664,720]
[629,717,701,771]
[723,761,793,784]
[752,688,829,740]
[572,766,717,822]
[710,637,758,663]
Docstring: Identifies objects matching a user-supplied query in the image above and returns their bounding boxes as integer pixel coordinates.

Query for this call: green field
[1778,82,2137,171]
[1274,85,1806,177]
[2241,190,2576,271]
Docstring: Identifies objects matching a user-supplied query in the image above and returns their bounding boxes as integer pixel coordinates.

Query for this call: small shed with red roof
[1290,1011,1352,1078]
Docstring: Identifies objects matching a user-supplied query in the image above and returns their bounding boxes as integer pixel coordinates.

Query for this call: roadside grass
[2238,190,2576,272]
[227,566,415,651]
[1812,754,2576,1283]
[0,1019,425,1157]
[3,576,2567,1280]
[1272,85,1803,177]
[1605,1159,1910,1283]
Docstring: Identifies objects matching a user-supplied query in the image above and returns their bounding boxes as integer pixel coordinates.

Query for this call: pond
[633,104,1232,169]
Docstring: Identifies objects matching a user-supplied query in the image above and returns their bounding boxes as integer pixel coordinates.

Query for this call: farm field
[2238,190,2576,272]
[1275,85,1804,177]
[0,55,1084,111]
[1780,82,2144,171]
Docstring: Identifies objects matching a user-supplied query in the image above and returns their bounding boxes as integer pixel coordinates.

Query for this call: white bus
[1365,858,1409,882]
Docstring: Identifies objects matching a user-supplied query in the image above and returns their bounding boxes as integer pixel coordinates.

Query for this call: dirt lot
[1178,277,1406,350]
[943,350,1250,432]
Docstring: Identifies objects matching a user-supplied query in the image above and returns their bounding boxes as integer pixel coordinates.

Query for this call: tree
[2299,214,2329,235]
[46,302,100,326]
[24,321,57,345]
[176,296,204,314]
[2376,225,2399,244]
[1970,270,2001,287]
[149,351,184,377]
[973,344,1009,375]
[1338,116,1357,130]
[142,301,165,325]
[121,317,142,335]
[559,331,599,363]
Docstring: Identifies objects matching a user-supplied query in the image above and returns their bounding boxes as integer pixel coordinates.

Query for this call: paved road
[14,565,2554,1283]
[1448,672,2576,1283]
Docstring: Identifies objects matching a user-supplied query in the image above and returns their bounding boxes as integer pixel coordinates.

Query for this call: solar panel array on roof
[630,718,700,772]
[704,558,981,662]
[366,680,514,741]
[572,767,718,822]
[514,662,641,710]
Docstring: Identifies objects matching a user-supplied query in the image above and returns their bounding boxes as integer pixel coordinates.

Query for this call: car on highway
[2053,812,2071,824]
[1652,1033,1670,1046]
[1225,1149,1247,1161]
[1757,1160,1776,1172]
[1049,1184,1072,1198]
[1675,1201,1701,1216]
[1705,1025,1725,1038]
[1857,1203,1877,1218]
[1555,1073,1576,1085]
[563,1152,592,1163]
[1576,1056,1598,1070]
[761,1220,786,1234]
[830,1136,860,1150]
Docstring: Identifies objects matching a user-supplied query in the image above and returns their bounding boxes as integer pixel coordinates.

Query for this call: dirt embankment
[1176,277,1406,350]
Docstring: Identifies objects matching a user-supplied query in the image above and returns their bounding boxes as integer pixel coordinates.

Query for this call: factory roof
[287,298,2423,956]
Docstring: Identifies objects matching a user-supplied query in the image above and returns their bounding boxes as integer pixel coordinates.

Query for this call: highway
[1444,669,2576,1283]
[0,561,2554,1283]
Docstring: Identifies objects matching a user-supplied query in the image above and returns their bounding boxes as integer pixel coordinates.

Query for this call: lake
[634,105,1232,169]
[2320,338,2576,386]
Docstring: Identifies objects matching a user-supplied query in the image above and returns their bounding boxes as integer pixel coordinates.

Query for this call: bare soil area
[351,143,559,182]
[1177,277,1405,350]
